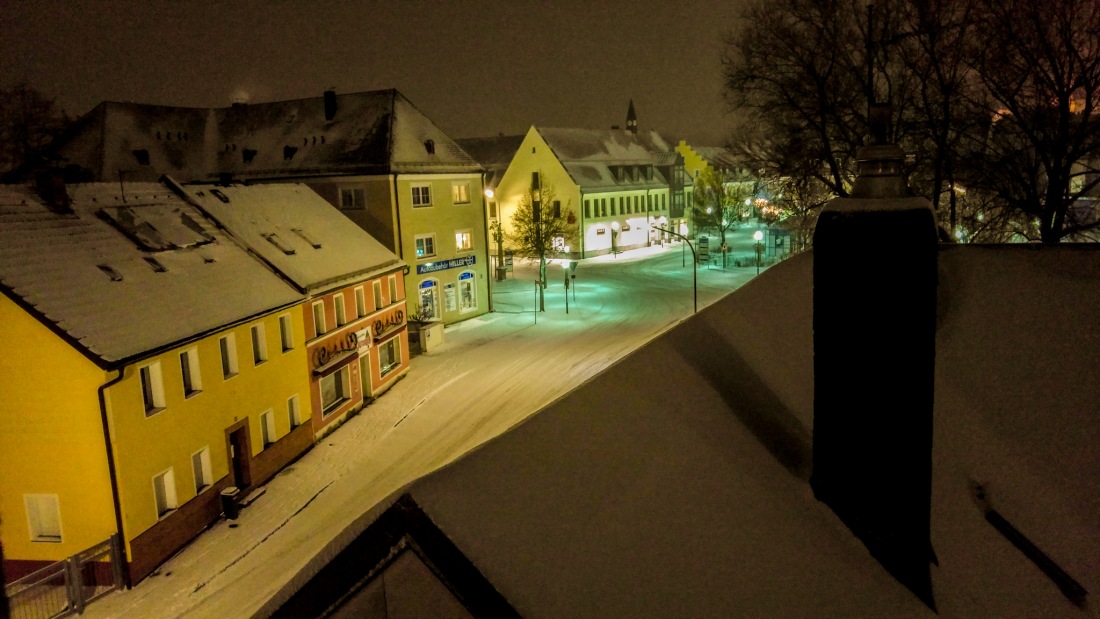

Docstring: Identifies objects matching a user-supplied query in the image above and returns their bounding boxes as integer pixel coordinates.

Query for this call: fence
[4,535,125,618]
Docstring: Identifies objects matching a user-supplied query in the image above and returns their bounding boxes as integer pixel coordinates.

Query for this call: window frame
[451,182,470,204]
[140,361,166,416]
[411,184,432,208]
[320,366,352,415]
[24,494,62,543]
[152,468,178,519]
[251,323,268,366]
[334,294,347,327]
[312,301,327,336]
[338,187,366,210]
[379,336,401,377]
[191,447,213,494]
[260,409,276,447]
[219,334,239,380]
[288,394,303,429]
[415,233,437,259]
[279,313,294,352]
[455,229,474,253]
[180,347,202,398]
[374,280,384,310]
[355,287,367,318]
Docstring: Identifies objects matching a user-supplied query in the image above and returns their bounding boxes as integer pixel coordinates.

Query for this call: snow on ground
[83,231,767,618]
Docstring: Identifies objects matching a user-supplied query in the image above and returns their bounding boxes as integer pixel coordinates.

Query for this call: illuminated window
[415,234,436,258]
[458,270,477,313]
[339,187,365,210]
[180,348,202,397]
[411,185,432,207]
[24,494,62,542]
[140,361,166,415]
[321,367,351,415]
[380,337,401,377]
[452,183,470,204]
[455,229,473,252]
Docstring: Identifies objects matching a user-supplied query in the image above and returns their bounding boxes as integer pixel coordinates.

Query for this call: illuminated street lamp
[653,224,697,313]
[753,229,764,275]
[484,188,495,199]
[611,221,620,257]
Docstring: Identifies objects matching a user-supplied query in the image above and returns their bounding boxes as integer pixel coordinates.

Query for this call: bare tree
[692,167,751,253]
[0,83,71,181]
[508,176,576,311]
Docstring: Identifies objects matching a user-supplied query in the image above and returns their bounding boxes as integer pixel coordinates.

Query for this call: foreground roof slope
[382,245,1097,617]
[0,183,302,366]
[178,182,404,293]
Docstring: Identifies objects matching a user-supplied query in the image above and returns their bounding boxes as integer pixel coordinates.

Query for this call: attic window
[263,233,296,255]
[132,150,150,165]
[284,146,298,160]
[210,189,230,203]
[97,264,123,282]
[424,139,435,155]
[243,149,257,164]
[144,257,168,273]
[201,254,216,264]
[292,228,322,249]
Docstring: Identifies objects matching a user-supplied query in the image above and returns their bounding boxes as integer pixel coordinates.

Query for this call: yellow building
[462,125,689,260]
[54,89,491,326]
[0,182,312,585]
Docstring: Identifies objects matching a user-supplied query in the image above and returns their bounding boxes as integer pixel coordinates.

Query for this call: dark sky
[1,0,745,145]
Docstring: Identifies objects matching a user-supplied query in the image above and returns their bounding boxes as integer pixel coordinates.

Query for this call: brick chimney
[323,90,337,121]
[811,103,938,609]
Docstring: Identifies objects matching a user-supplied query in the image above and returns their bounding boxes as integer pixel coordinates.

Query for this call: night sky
[1,0,744,145]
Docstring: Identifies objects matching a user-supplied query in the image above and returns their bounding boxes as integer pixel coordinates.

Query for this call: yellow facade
[0,295,116,564]
[102,307,312,553]
[491,128,579,253]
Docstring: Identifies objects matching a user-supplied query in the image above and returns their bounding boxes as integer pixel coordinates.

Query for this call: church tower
[626,100,637,134]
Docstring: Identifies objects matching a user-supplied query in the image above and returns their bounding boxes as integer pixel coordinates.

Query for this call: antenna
[118,169,127,203]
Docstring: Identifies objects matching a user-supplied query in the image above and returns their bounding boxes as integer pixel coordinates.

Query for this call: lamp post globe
[753,230,764,275]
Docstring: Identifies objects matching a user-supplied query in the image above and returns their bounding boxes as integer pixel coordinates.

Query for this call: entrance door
[418,279,440,321]
[226,423,252,489]
[359,352,372,399]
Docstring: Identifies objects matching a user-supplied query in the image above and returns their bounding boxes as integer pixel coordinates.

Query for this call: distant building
[52,90,489,325]
[460,125,689,260]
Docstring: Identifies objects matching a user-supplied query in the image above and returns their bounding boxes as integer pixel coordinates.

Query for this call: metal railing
[4,534,124,618]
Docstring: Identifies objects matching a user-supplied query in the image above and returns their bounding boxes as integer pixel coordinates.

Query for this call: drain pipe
[97,366,131,588]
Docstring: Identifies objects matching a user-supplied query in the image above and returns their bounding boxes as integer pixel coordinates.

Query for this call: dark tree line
[724,0,1100,243]
[0,83,72,182]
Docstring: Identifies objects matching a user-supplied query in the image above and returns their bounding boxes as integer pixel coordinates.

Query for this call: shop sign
[416,255,476,275]
[355,328,370,352]
[313,332,358,368]
[373,308,406,338]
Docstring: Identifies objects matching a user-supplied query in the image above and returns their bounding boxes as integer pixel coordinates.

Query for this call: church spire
[626,99,637,134]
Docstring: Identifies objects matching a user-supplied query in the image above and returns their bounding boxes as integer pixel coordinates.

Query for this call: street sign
[569,260,577,272]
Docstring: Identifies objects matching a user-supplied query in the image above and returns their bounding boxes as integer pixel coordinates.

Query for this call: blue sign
[417,254,477,275]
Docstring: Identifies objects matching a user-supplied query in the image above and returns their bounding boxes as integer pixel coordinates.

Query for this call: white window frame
[411,184,432,207]
[374,280,384,309]
[335,294,347,327]
[24,494,62,542]
[451,182,470,204]
[220,334,239,379]
[320,366,352,415]
[251,323,268,365]
[140,361,166,415]
[279,313,294,352]
[338,187,365,210]
[288,394,303,428]
[455,229,473,252]
[191,447,213,494]
[354,286,367,318]
[153,468,178,519]
[415,233,437,259]
[389,275,398,303]
[260,409,276,447]
[180,348,202,398]
[458,270,477,313]
[312,301,327,336]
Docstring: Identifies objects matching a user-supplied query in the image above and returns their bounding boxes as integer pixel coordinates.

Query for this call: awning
[374,323,408,343]
[312,349,358,377]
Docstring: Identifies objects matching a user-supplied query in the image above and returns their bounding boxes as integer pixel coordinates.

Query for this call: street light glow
[484,188,495,198]
[753,230,763,241]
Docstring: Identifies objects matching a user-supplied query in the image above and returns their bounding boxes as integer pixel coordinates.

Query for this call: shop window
[419,279,440,321]
[24,494,62,542]
[192,447,212,493]
[321,367,352,415]
[380,337,401,377]
[459,270,477,313]
[220,334,239,379]
[180,348,202,397]
[153,468,177,518]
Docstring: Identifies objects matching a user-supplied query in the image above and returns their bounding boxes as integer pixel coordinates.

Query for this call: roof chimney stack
[323,90,337,121]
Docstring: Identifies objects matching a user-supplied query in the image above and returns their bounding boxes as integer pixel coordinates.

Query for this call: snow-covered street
[84,230,769,617]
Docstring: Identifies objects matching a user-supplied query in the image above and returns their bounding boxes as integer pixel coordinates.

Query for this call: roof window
[424,139,435,155]
[132,149,150,165]
[143,257,168,273]
[283,146,298,161]
[263,233,296,255]
[97,264,123,282]
[243,148,257,164]
[292,228,322,249]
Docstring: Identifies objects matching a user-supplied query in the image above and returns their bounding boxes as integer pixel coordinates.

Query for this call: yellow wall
[676,140,712,181]
[103,307,311,551]
[397,172,490,324]
[492,127,580,252]
[0,295,116,562]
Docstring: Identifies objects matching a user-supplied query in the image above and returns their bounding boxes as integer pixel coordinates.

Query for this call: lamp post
[653,224,697,314]
[611,221,620,257]
[753,229,764,275]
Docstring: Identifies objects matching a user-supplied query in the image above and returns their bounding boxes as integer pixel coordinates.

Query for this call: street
[85,228,769,618]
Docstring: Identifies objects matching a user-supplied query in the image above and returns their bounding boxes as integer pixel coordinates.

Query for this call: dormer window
[424,139,435,155]
[283,146,298,161]
[132,149,150,165]
[242,149,257,164]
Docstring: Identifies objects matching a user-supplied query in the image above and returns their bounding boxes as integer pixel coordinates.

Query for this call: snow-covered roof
[315,245,1098,617]
[0,182,303,366]
[455,135,525,191]
[692,145,741,171]
[178,181,404,293]
[537,127,671,162]
[53,90,482,182]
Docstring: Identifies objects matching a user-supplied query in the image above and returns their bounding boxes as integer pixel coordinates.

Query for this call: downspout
[392,174,404,260]
[579,190,585,258]
[97,366,131,588]
[481,171,493,312]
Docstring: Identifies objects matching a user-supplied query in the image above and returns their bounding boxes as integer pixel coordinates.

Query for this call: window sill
[184,390,202,400]
[144,406,167,418]
[253,359,268,367]
[31,536,62,543]
[223,372,238,381]
[157,508,177,521]
[322,398,351,418]
[196,484,212,494]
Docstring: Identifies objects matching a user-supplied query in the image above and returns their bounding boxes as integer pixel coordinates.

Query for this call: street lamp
[653,224,697,314]
[611,221,620,257]
[753,230,764,275]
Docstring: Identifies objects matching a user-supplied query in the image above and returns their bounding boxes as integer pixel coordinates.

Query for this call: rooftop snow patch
[282,245,1098,617]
